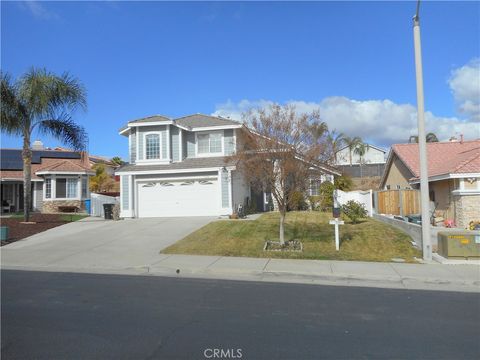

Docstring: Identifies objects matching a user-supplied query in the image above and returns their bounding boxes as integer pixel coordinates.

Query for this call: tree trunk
[22,134,32,222]
[279,209,286,245]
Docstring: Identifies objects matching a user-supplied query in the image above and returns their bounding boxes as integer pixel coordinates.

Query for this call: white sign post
[329,218,344,251]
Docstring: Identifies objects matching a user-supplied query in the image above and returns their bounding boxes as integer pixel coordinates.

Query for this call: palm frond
[37,113,88,150]
[17,67,87,122]
[0,72,27,136]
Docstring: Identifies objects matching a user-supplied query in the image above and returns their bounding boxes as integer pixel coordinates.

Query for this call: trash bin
[0,226,9,241]
[85,199,91,215]
[103,203,114,220]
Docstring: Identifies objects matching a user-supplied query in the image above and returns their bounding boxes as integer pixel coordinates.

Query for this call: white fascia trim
[409,172,480,184]
[1,178,43,182]
[117,166,236,176]
[119,127,130,136]
[135,175,218,182]
[190,125,242,132]
[36,171,95,176]
[175,124,190,131]
[128,121,174,127]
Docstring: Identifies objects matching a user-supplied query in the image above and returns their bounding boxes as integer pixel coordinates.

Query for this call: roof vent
[32,140,44,150]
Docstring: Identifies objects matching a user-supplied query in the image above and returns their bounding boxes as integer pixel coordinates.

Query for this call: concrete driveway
[1,216,214,271]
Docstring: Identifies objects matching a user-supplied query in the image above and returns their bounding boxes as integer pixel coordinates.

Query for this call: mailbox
[437,232,480,259]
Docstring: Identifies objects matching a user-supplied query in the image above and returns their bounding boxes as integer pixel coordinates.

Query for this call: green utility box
[437,232,480,259]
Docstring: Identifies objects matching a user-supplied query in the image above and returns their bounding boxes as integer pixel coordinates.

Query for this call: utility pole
[413,0,432,261]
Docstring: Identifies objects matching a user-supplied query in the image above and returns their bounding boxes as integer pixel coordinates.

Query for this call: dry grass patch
[162,211,420,262]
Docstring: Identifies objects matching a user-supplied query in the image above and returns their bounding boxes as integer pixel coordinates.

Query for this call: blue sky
[1,1,479,160]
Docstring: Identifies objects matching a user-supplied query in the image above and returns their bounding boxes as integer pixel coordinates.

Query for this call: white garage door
[137,178,220,218]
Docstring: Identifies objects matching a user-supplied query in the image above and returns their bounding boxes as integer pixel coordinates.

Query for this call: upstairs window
[146,134,160,159]
[197,132,223,154]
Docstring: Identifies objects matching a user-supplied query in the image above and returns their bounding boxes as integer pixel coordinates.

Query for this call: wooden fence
[374,189,420,216]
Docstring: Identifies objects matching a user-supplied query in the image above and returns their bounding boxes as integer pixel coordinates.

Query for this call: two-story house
[116,113,340,218]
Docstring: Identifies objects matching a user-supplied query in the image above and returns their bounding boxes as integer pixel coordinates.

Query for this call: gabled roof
[35,160,93,174]
[336,143,386,154]
[381,140,480,185]
[175,114,241,130]
[128,114,172,124]
[119,113,242,134]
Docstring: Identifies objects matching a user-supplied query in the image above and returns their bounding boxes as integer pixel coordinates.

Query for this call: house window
[145,134,160,159]
[55,178,77,199]
[45,178,51,199]
[197,132,222,154]
[309,179,321,196]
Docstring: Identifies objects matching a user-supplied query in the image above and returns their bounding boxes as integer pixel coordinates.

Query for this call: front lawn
[162,211,421,262]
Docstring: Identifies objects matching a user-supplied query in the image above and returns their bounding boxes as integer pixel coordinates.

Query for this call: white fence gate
[336,189,373,217]
[90,193,120,217]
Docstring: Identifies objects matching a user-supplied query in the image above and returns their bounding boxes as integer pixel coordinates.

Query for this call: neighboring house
[335,144,386,179]
[115,113,339,218]
[0,148,94,213]
[335,144,386,166]
[380,140,480,228]
[54,146,120,176]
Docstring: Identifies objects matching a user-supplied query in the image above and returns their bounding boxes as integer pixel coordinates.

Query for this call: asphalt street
[1,270,479,360]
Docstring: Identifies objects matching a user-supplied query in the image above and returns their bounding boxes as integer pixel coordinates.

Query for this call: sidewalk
[3,253,479,293]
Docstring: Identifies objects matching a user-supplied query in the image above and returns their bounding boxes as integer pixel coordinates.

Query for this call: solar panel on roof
[0,149,81,170]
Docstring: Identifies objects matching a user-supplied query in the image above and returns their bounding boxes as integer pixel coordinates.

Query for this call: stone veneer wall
[454,194,480,228]
[42,200,85,213]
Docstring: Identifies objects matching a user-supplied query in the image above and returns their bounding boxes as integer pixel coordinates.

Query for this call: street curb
[2,264,479,293]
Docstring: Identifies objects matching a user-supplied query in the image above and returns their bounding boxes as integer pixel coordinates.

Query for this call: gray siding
[130,129,136,163]
[224,129,234,155]
[171,126,180,162]
[221,171,230,208]
[182,130,187,160]
[161,130,167,159]
[186,132,196,158]
[122,176,129,209]
[137,130,144,160]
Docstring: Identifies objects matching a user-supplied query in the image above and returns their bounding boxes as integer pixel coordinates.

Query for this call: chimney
[460,134,464,144]
[32,140,44,150]
[80,151,90,168]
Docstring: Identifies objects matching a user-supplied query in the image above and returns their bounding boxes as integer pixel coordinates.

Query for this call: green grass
[162,211,421,262]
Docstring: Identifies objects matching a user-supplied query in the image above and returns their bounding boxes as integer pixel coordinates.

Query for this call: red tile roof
[392,140,480,180]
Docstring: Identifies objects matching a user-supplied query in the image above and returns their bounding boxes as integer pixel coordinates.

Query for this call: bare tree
[233,104,326,245]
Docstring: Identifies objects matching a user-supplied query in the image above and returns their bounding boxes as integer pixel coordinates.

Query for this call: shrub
[341,200,368,224]
[319,181,335,211]
[289,191,308,211]
[334,175,353,191]
[308,195,321,211]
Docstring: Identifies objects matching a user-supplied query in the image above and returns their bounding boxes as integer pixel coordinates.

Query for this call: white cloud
[448,58,480,122]
[18,1,59,20]
[212,97,480,147]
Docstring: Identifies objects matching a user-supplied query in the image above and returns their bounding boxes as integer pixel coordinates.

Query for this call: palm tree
[111,156,125,166]
[354,142,369,178]
[408,132,439,143]
[1,68,87,222]
[326,130,346,164]
[343,136,362,165]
